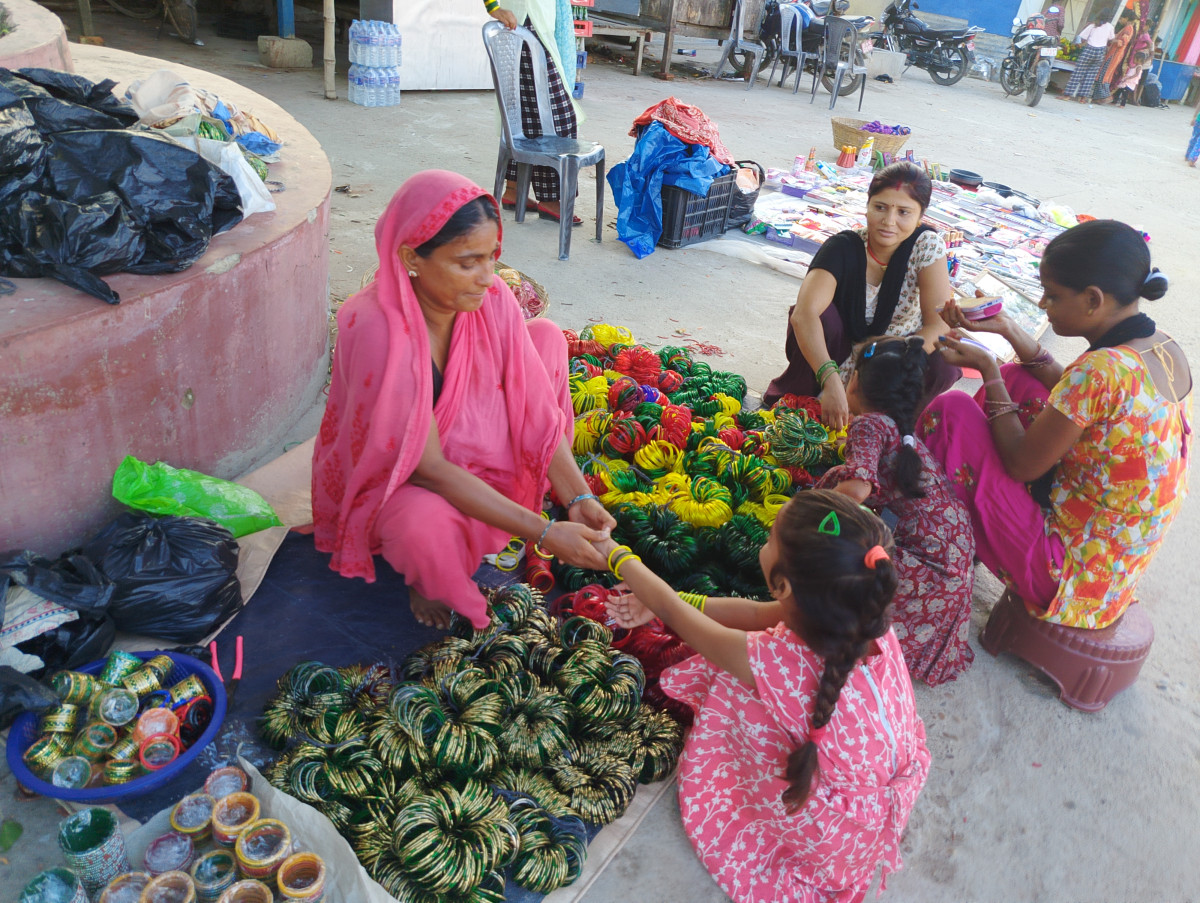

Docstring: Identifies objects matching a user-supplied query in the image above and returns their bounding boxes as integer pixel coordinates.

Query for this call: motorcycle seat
[907,20,971,40]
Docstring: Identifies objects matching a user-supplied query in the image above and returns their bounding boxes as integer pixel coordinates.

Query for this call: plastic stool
[980,590,1154,712]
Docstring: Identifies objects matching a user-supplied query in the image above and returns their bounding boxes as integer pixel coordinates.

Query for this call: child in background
[1186,108,1200,166]
[816,336,976,685]
[601,491,930,903]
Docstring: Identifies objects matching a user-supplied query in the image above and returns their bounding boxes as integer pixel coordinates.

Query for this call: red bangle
[139,733,182,771]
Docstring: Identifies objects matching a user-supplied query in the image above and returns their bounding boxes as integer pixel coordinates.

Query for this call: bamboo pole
[324,0,337,99]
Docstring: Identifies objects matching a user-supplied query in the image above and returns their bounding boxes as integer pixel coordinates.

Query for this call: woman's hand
[489,6,519,28]
[940,298,1015,339]
[568,497,616,534]
[540,521,610,571]
[819,376,851,432]
[606,586,657,629]
[936,331,1001,377]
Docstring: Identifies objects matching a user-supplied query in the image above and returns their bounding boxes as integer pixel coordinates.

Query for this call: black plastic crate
[658,170,737,250]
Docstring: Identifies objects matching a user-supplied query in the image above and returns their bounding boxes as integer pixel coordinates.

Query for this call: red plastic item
[570,0,595,6]
[573,19,593,36]
[980,590,1154,712]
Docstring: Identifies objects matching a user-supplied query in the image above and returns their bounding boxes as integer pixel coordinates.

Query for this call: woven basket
[358,261,549,320]
[830,117,911,156]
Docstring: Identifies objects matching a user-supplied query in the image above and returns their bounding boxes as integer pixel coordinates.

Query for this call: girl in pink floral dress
[816,336,976,685]
[601,491,930,903]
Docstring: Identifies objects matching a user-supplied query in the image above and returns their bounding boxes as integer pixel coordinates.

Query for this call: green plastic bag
[112,456,283,538]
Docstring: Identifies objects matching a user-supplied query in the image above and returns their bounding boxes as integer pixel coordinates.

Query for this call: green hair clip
[818,511,841,536]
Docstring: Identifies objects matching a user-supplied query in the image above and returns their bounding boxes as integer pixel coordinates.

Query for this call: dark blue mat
[118,531,577,903]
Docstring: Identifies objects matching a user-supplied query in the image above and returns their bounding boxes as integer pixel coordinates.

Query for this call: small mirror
[1013,16,1022,25]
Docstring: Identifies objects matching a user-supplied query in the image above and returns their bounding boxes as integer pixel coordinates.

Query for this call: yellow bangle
[679,591,707,612]
[611,552,641,583]
[606,544,633,572]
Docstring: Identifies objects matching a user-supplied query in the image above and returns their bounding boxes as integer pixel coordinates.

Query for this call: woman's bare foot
[409,589,452,629]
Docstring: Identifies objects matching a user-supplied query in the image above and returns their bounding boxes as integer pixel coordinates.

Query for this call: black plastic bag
[82,513,243,642]
[15,614,116,678]
[0,67,242,304]
[0,665,60,730]
[726,160,765,229]
[0,550,115,619]
[11,68,139,125]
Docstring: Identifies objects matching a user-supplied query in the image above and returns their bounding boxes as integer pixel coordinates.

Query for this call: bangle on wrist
[606,544,633,572]
[611,552,642,583]
[679,591,707,612]
[815,360,839,386]
[566,492,599,511]
[533,519,555,558]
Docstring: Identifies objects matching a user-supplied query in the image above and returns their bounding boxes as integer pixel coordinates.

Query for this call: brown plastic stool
[980,590,1154,712]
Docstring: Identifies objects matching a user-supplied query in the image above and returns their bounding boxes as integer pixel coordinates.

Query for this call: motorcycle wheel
[1026,79,1046,107]
[820,71,864,96]
[998,59,1023,96]
[928,46,968,86]
[728,48,766,84]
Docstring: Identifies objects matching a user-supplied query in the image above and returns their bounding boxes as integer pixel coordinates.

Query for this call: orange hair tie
[863,545,890,569]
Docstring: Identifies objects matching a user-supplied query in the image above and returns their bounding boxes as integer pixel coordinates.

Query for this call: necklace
[866,241,889,269]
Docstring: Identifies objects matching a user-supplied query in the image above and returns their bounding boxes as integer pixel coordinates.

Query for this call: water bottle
[348,20,359,64]
[347,63,361,105]
[370,21,382,68]
[389,67,402,105]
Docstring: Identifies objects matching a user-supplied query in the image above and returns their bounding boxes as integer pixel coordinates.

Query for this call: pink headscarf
[312,170,565,581]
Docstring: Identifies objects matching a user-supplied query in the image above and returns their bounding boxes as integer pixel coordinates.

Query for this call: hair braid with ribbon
[852,335,929,499]
[771,491,898,814]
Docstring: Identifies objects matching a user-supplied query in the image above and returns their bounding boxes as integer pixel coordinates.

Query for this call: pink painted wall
[0,0,75,72]
[0,48,332,555]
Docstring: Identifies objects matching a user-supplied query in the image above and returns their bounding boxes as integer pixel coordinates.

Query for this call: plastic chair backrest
[779,4,803,54]
[822,16,859,66]
[482,22,556,147]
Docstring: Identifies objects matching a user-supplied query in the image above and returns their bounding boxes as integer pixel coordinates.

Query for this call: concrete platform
[0,0,74,72]
[0,44,331,555]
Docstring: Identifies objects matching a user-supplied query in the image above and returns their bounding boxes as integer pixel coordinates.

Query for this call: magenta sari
[311,170,570,627]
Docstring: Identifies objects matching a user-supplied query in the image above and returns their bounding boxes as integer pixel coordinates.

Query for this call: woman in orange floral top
[918,220,1190,628]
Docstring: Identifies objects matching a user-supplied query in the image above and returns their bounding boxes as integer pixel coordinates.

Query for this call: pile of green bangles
[263,583,684,900]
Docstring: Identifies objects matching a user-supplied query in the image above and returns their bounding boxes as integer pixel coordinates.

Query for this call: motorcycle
[871,0,984,86]
[746,0,874,97]
[999,14,1059,107]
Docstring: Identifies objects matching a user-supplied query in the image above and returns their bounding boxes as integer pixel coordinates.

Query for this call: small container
[143,654,177,680]
[217,881,273,903]
[51,671,105,706]
[121,665,164,698]
[191,849,238,903]
[168,675,207,709]
[73,721,118,760]
[134,707,180,744]
[171,792,216,843]
[144,831,196,876]
[104,759,141,785]
[960,296,1005,321]
[23,735,69,776]
[139,870,196,903]
[234,818,292,881]
[38,703,81,735]
[211,792,261,847]
[204,765,249,800]
[99,650,145,685]
[92,687,141,727]
[19,867,88,903]
[140,732,183,771]
[99,871,151,903]
[58,807,130,897]
[109,735,141,761]
[277,852,326,902]
[51,755,95,789]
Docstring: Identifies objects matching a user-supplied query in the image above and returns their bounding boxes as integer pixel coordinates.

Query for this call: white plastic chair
[769,4,819,94]
[482,21,605,261]
[810,16,868,110]
[713,0,767,91]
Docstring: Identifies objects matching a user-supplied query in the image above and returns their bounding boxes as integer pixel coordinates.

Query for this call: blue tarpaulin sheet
[606,122,729,259]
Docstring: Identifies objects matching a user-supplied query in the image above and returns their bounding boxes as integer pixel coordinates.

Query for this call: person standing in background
[486,0,583,226]
[1059,9,1115,104]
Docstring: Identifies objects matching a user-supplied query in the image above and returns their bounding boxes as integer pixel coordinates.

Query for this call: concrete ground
[6,6,1200,901]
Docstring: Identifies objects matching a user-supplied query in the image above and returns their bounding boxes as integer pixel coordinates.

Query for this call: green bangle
[485,0,500,10]
[606,544,633,572]
[815,360,839,386]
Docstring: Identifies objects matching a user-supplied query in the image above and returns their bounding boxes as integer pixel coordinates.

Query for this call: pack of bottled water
[348,20,402,107]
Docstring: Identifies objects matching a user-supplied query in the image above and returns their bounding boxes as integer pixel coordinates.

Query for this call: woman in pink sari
[312,170,614,628]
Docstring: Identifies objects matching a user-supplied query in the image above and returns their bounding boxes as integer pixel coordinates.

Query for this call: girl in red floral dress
[816,336,976,685]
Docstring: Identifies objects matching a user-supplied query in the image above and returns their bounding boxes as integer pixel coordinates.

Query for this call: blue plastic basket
[6,651,227,805]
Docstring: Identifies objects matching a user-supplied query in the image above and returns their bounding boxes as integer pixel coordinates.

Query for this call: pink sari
[311,170,569,627]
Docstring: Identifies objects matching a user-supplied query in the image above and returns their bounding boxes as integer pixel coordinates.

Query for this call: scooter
[999,14,1058,107]
[871,0,984,86]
